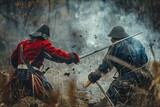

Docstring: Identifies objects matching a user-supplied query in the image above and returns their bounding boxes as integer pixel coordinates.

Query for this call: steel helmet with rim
[29,24,50,39]
[107,26,129,39]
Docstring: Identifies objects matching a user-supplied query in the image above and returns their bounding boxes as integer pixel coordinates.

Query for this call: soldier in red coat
[3,24,80,106]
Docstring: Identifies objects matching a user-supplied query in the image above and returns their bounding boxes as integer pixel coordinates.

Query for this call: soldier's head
[29,24,50,39]
[107,26,128,43]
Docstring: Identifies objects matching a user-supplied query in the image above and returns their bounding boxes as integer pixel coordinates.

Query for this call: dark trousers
[107,71,151,105]
[107,72,137,105]
[2,69,53,106]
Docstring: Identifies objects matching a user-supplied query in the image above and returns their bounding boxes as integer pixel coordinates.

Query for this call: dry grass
[0,71,7,90]
[48,90,60,107]
[67,80,77,107]
[1,60,160,107]
[0,70,7,104]
[151,60,160,76]
[147,60,160,107]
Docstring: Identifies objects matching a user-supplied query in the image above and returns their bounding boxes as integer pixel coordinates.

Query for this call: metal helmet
[29,24,50,39]
[107,26,129,39]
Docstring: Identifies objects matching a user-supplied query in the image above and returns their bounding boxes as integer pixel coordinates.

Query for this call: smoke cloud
[44,1,158,101]
[1,0,159,102]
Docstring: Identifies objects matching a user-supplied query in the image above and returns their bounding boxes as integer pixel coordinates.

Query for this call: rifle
[80,32,142,59]
[96,81,115,107]
[41,32,143,75]
[0,45,38,93]
[20,45,36,75]
[20,44,49,97]
[83,32,144,88]
[0,41,57,93]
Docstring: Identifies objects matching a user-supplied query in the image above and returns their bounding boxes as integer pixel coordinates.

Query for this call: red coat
[11,38,72,69]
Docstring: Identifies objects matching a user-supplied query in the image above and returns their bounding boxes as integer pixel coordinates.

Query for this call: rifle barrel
[96,81,115,107]
[80,32,143,59]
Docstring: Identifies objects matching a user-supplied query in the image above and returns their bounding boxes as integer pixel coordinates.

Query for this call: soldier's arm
[88,46,117,83]
[42,40,79,64]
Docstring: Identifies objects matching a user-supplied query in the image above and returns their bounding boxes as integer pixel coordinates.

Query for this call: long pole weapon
[96,81,115,107]
[83,32,143,88]
[80,32,142,59]
[82,32,143,106]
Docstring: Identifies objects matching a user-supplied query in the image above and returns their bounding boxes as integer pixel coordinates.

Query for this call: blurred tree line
[0,0,160,49]
[106,0,160,31]
[0,0,160,69]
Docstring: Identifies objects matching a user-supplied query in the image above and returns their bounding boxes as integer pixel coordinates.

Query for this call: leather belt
[17,64,39,71]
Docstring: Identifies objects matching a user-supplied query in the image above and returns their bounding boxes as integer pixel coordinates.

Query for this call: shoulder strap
[20,44,36,74]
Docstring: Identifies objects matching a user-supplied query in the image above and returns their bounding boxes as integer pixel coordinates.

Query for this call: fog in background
[0,0,160,102]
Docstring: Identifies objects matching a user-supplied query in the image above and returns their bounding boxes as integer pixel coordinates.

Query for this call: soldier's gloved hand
[88,72,101,83]
[70,52,80,64]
